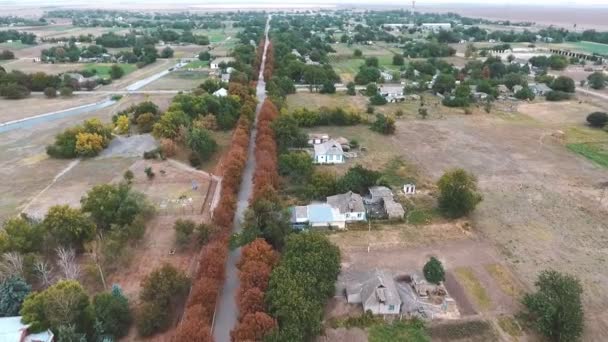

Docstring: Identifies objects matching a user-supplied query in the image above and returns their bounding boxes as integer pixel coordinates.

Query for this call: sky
[2,0,608,5]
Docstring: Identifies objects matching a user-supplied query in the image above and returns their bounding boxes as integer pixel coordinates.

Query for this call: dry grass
[454,267,493,312]
[485,263,522,298]
[496,315,523,339]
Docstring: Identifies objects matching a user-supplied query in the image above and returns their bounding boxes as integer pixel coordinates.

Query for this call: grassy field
[84,63,137,79]
[454,267,493,311]
[567,143,608,168]
[369,321,429,342]
[185,60,209,69]
[0,41,32,50]
[573,41,608,55]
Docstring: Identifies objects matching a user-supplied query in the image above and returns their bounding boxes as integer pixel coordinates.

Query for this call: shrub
[60,86,73,97]
[423,257,445,284]
[369,93,388,105]
[144,166,155,179]
[92,287,132,339]
[136,113,156,133]
[43,87,57,98]
[189,152,202,167]
[370,113,395,134]
[187,127,217,160]
[550,76,575,93]
[1,83,30,99]
[545,90,571,101]
[515,86,535,100]
[110,64,125,79]
[174,219,196,246]
[159,138,177,157]
[586,112,608,128]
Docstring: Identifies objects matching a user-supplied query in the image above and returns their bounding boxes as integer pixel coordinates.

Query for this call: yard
[141,69,209,91]
[84,63,137,79]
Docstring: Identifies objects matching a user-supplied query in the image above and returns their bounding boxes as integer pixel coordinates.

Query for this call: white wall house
[213,88,228,97]
[327,191,366,222]
[346,270,402,315]
[314,140,344,164]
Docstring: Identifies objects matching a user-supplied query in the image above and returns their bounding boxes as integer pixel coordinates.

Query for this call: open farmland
[84,63,137,79]
[141,69,209,90]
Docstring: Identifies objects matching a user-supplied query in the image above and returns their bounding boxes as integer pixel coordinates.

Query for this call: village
[0,3,607,342]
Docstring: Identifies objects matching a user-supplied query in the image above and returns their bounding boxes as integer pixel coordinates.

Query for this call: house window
[389,305,395,311]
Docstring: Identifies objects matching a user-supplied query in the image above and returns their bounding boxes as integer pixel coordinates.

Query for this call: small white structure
[403,184,416,195]
[307,133,329,145]
[210,57,235,69]
[221,73,230,83]
[346,269,402,315]
[213,88,228,97]
[379,84,405,103]
[380,71,393,82]
[313,139,344,164]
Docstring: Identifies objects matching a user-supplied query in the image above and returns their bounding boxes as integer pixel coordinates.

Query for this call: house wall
[344,211,366,221]
[363,301,401,315]
[316,154,344,164]
[311,221,346,229]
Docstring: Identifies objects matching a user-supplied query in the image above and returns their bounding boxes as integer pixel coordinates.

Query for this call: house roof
[314,139,343,156]
[380,85,404,95]
[327,191,365,214]
[530,83,551,92]
[384,198,405,219]
[307,204,336,224]
[369,186,393,199]
[346,269,402,306]
[211,57,235,64]
[0,316,53,342]
[213,88,228,97]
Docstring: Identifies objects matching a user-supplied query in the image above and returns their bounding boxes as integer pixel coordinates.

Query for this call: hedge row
[252,99,280,202]
[263,41,274,81]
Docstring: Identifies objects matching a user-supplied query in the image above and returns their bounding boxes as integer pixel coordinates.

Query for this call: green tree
[365,83,378,97]
[423,257,445,284]
[353,49,362,58]
[174,219,195,246]
[338,165,381,194]
[152,110,190,139]
[92,286,132,339]
[437,169,482,218]
[392,54,404,66]
[160,46,174,58]
[515,86,535,100]
[198,51,211,61]
[109,64,124,79]
[306,171,338,199]
[587,71,606,89]
[503,72,526,90]
[44,87,57,98]
[186,126,217,160]
[244,196,292,250]
[369,93,388,105]
[346,81,356,95]
[370,113,395,134]
[551,76,575,93]
[587,112,608,128]
[43,205,95,249]
[81,183,149,232]
[0,217,44,254]
[279,152,314,181]
[523,270,583,342]
[365,57,379,68]
[0,277,31,317]
[20,280,92,335]
[432,73,456,94]
[271,114,307,151]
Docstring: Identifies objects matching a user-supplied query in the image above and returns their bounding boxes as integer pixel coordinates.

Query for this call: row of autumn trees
[174,42,261,339]
[231,99,281,341]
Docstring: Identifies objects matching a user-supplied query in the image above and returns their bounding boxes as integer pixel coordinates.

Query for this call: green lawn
[185,60,209,69]
[369,321,429,342]
[567,143,608,168]
[573,41,608,55]
[0,41,32,50]
[84,63,137,79]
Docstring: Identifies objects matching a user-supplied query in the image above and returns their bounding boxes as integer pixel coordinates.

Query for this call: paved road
[211,15,271,342]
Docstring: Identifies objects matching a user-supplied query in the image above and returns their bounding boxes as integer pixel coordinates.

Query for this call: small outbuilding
[213,88,228,97]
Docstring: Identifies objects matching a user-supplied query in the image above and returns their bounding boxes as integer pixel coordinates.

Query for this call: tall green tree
[523,270,584,342]
[43,205,95,249]
[186,126,217,160]
[92,286,132,339]
[437,169,482,218]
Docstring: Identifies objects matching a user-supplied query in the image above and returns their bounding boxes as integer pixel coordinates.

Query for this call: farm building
[213,88,228,97]
[0,316,54,342]
[210,57,235,69]
[307,133,329,145]
[368,186,405,220]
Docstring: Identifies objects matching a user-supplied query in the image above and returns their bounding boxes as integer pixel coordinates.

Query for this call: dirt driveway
[391,114,608,339]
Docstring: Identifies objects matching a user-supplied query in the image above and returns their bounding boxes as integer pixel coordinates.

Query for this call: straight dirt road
[212,15,271,342]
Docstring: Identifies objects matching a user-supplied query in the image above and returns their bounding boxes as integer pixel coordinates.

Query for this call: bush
[60,86,73,97]
[514,86,535,100]
[110,64,125,79]
[423,257,445,284]
[188,152,202,167]
[369,93,388,105]
[370,113,395,134]
[587,112,608,128]
[550,76,575,93]
[198,51,211,61]
[545,90,571,101]
[174,219,196,246]
[1,83,30,99]
[43,87,57,98]
[92,287,132,339]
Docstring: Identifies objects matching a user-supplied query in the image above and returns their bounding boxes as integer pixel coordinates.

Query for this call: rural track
[211,15,272,342]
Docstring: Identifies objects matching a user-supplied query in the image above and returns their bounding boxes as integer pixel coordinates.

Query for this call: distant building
[220,73,230,83]
[529,83,552,96]
[380,71,394,82]
[379,84,405,103]
[313,139,344,164]
[327,191,366,222]
[346,269,402,315]
[421,23,451,31]
[210,57,235,69]
[403,184,416,195]
[0,316,54,342]
[213,88,228,97]
[368,186,405,220]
